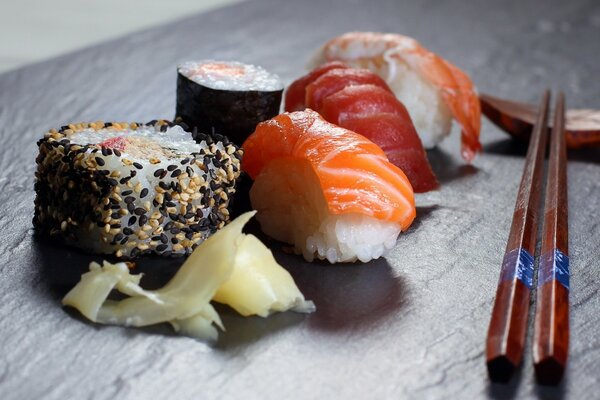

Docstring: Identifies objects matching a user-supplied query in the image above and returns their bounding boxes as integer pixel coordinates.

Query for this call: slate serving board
[1,0,599,398]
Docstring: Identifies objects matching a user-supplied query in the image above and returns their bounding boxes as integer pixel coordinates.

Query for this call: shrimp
[309,32,482,162]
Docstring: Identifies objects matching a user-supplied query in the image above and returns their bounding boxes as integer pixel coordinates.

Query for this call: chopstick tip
[487,356,517,383]
[534,357,565,386]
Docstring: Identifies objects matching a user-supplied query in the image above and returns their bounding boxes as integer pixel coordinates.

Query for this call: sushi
[176,60,284,145]
[242,109,416,263]
[309,32,482,161]
[285,64,438,193]
[33,120,242,258]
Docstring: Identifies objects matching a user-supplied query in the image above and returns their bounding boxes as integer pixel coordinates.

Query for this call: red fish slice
[342,113,438,193]
[284,61,348,112]
[305,68,392,111]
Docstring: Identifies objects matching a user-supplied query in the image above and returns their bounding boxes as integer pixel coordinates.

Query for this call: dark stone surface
[0,0,599,398]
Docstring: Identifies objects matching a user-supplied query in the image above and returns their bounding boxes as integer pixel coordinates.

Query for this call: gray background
[0,0,599,399]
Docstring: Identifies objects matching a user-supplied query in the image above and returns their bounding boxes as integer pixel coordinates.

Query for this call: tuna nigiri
[309,32,482,161]
[285,64,438,192]
[242,109,416,264]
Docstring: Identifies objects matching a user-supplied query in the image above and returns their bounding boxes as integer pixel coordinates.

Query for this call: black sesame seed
[164,192,172,201]
[110,224,121,229]
[165,201,176,207]
[123,227,133,235]
[159,182,169,190]
[120,236,129,245]
[114,233,124,242]
[124,196,135,204]
[108,178,118,186]
[190,224,201,232]
[186,166,194,176]
[139,215,148,226]
[178,215,186,224]
[113,149,121,157]
[156,244,168,252]
[181,158,190,165]
[122,190,133,196]
[111,212,120,219]
[140,188,149,198]
[185,232,194,240]
[101,148,108,156]
[167,164,177,171]
[127,203,135,213]
[170,227,181,234]
[184,213,194,219]
[127,216,137,226]
[110,204,121,210]
[169,213,178,221]
[171,169,182,178]
[130,170,137,177]
[151,235,161,241]
[160,170,167,179]
[153,169,164,178]
[171,237,179,244]
[130,247,141,258]
[134,207,146,216]
[133,162,143,169]
[95,157,105,166]
[120,177,132,184]
[160,233,168,243]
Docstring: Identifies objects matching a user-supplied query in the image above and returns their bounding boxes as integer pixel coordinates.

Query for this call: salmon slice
[341,113,439,193]
[284,61,348,112]
[305,68,392,111]
[242,110,415,226]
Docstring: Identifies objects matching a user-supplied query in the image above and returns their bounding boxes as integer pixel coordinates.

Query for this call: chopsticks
[486,91,570,385]
[486,91,550,382]
[533,93,569,385]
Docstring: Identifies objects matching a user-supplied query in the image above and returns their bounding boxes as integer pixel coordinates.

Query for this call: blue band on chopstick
[499,248,535,289]
[537,249,570,290]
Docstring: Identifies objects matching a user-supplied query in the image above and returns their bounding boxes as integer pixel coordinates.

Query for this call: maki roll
[176,60,283,145]
[34,121,243,258]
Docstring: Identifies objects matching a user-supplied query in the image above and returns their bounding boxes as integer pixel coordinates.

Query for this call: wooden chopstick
[486,91,551,382]
[533,92,569,385]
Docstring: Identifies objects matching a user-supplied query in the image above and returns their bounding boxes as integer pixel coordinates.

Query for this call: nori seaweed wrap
[176,60,283,145]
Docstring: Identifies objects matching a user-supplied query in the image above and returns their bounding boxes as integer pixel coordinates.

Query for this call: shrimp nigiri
[242,109,416,264]
[309,32,482,162]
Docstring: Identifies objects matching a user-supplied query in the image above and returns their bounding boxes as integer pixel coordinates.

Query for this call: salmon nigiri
[242,109,415,264]
[310,32,482,161]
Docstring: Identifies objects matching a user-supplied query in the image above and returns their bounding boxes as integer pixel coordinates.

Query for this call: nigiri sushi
[242,109,416,263]
[286,65,438,193]
[309,32,482,161]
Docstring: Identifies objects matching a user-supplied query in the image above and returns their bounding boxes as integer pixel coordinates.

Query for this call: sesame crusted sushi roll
[175,60,283,145]
[33,121,243,258]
